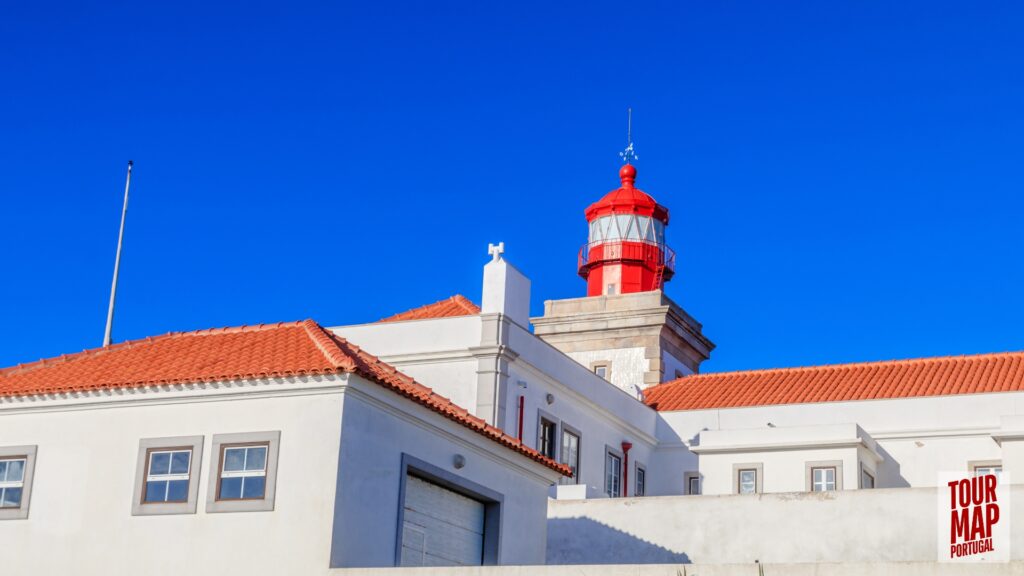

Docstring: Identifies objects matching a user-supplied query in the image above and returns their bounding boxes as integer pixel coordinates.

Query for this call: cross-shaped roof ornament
[619,107,638,165]
[488,242,505,262]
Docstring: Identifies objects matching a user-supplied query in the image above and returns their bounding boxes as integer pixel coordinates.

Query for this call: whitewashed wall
[546,487,1024,565]
[0,376,347,576]
[330,376,560,567]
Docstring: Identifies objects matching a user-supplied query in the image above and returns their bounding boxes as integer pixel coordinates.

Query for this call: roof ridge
[376,293,481,323]
[0,321,311,380]
[653,349,1024,389]
[301,320,358,371]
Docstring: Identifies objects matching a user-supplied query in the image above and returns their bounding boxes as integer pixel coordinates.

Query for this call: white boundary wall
[547,487,1024,565]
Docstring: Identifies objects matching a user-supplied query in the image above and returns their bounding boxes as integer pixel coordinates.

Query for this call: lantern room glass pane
[653,220,665,244]
[601,216,616,241]
[625,215,641,240]
[615,215,631,241]
[638,216,654,242]
[590,220,601,243]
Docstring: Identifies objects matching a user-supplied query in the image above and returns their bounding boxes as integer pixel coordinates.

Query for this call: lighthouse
[577,163,674,296]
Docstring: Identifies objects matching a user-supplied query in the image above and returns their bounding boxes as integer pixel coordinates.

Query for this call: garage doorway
[396,455,503,567]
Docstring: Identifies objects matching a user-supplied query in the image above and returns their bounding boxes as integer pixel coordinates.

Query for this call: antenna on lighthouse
[103,160,133,347]
[619,108,638,165]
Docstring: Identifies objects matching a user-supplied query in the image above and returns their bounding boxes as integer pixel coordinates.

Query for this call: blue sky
[1,2,1022,373]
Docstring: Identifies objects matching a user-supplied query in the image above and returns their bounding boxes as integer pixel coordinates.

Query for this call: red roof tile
[644,351,1024,411]
[377,295,480,323]
[0,320,569,475]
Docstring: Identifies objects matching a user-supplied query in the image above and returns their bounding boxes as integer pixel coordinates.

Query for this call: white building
[2,162,1023,572]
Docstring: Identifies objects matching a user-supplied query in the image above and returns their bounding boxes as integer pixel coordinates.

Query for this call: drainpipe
[621,441,633,497]
[517,395,525,441]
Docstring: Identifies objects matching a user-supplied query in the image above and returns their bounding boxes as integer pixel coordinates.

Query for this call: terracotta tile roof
[0,320,569,475]
[644,351,1024,411]
[377,295,480,323]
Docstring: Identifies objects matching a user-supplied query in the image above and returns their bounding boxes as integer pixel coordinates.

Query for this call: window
[559,428,581,484]
[861,469,875,489]
[0,445,36,520]
[218,445,268,500]
[605,451,622,497]
[635,465,646,496]
[132,436,203,516]
[605,284,617,296]
[144,449,192,503]
[737,469,757,494]
[811,467,837,492]
[686,473,700,495]
[0,458,26,509]
[206,431,281,513]
[538,418,557,460]
[591,362,611,380]
[974,464,1002,478]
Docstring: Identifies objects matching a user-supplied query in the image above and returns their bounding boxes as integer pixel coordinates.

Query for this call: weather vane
[619,107,638,164]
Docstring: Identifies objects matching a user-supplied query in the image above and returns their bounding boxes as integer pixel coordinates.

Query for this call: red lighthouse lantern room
[578,163,675,296]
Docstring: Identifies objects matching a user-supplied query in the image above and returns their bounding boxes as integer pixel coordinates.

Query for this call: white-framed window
[538,418,557,460]
[605,451,622,497]
[811,467,837,492]
[144,448,192,503]
[687,474,700,495]
[635,465,646,496]
[206,431,281,513]
[132,436,204,516]
[560,428,581,484]
[738,468,757,494]
[861,469,875,489]
[0,458,27,509]
[0,445,37,520]
[218,444,269,500]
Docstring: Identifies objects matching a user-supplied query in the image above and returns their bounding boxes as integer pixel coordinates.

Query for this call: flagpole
[104,160,132,347]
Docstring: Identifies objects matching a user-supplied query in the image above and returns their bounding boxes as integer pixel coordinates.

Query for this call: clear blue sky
[2,2,1022,373]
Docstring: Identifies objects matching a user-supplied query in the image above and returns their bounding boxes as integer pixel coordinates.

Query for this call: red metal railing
[578,240,676,274]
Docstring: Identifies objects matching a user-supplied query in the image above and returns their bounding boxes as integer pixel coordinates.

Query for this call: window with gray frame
[132,436,204,516]
[861,469,875,489]
[635,465,646,496]
[206,431,281,513]
[605,451,622,497]
[0,445,37,520]
[559,428,580,484]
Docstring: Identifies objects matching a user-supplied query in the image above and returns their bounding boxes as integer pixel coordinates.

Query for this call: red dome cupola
[578,164,675,296]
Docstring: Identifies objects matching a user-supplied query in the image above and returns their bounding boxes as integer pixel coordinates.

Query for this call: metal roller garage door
[399,475,485,566]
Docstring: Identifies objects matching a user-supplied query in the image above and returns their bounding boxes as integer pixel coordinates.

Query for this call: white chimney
[481,242,531,327]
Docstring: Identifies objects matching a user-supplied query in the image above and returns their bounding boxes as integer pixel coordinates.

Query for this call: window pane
[245,447,267,471]
[150,452,171,476]
[170,451,191,475]
[1,487,22,508]
[739,470,756,494]
[220,477,243,500]
[145,481,168,503]
[0,461,7,481]
[625,216,641,240]
[6,460,24,482]
[223,448,246,472]
[601,217,615,240]
[167,479,189,502]
[242,476,266,499]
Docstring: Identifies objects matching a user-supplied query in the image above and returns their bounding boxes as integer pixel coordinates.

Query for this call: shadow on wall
[546,517,690,565]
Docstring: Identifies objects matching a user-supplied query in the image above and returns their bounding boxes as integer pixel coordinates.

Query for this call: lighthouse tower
[532,134,714,392]
[577,163,674,296]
